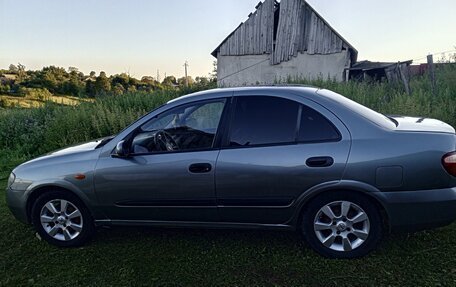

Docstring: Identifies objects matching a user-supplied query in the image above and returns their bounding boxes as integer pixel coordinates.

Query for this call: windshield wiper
[96,136,116,149]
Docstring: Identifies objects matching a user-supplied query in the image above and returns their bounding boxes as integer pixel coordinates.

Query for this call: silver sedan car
[6,87,456,258]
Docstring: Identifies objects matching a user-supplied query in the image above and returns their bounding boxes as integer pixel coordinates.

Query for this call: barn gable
[212,0,358,65]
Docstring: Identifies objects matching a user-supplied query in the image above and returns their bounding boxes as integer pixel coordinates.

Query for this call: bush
[0,98,6,108]
[0,83,10,94]
[24,88,53,101]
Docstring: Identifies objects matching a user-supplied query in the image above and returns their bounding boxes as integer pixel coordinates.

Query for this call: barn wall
[217,0,354,65]
[217,50,350,87]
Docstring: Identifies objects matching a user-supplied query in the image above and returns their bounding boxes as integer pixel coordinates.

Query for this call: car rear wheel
[302,192,383,258]
[31,190,95,247]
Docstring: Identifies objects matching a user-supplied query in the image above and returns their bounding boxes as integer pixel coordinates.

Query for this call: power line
[412,49,456,62]
[218,58,270,82]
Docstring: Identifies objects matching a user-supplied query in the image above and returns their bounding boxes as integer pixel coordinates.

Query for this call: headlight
[7,172,16,189]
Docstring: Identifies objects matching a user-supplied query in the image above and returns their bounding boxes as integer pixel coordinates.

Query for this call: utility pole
[157,69,160,83]
[184,61,189,87]
[427,54,437,97]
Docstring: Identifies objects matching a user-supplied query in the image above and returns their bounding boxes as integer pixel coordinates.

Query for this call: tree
[112,83,126,96]
[68,67,79,73]
[138,76,162,92]
[17,63,27,82]
[94,71,111,96]
[111,73,131,90]
[178,76,194,87]
[210,60,217,80]
[8,64,18,73]
[0,83,10,94]
[33,66,68,93]
[0,83,5,93]
[141,76,155,83]
[85,80,96,98]
[162,76,177,86]
[195,76,209,85]
[127,85,137,93]
[63,70,84,96]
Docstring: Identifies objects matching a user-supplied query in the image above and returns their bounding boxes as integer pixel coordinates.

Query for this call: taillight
[442,152,456,177]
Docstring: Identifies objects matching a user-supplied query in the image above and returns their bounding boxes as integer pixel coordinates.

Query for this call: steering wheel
[154,130,179,152]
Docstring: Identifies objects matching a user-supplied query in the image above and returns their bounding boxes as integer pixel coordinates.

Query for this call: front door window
[132,100,226,154]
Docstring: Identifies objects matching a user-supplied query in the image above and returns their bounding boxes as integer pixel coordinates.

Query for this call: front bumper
[6,187,29,224]
[375,187,456,232]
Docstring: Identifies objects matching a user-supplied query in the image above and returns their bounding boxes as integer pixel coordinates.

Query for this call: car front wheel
[31,190,94,247]
[302,192,383,259]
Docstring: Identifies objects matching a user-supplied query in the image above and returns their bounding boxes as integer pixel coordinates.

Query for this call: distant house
[212,0,358,87]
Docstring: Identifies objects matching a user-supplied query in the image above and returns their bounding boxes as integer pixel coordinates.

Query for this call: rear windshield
[316,89,396,129]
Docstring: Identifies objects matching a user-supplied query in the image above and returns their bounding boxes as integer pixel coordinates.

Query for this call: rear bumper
[375,187,456,232]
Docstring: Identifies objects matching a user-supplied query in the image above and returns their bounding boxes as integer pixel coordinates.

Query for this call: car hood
[48,135,115,156]
[48,140,103,156]
[18,136,114,168]
[392,116,455,134]
[11,138,112,183]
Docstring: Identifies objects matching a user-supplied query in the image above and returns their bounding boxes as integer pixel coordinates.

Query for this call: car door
[94,98,227,222]
[215,93,351,224]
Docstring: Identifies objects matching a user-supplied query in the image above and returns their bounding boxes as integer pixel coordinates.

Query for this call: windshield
[316,89,397,129]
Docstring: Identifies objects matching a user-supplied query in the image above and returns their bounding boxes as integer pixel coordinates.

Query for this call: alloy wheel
[40,199,83,242]
[313,201,370,252]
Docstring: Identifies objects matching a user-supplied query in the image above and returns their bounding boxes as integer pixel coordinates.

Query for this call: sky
[1,0,455,79]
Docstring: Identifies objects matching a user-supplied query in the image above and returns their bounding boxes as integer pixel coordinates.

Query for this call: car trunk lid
[391,116,456,134]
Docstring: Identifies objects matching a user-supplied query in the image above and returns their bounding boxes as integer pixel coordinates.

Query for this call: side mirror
[114,140,130,158]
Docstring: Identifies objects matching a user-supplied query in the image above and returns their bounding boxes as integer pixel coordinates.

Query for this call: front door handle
[189,163,212,174]
[306,157,334,168]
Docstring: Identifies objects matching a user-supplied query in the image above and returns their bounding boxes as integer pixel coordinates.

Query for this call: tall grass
[0,66,455,177]
[0,90,180,177]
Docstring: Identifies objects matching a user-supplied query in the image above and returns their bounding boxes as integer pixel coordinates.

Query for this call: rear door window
[228,96,300,147]
[298,105,341,142]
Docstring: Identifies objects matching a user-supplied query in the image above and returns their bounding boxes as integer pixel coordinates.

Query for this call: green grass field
[0,94,93,108]
[0,178,455,286]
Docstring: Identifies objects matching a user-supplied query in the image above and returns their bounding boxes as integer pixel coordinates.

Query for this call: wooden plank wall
[273,0,345,64]
[219,0,275,56]
[219,0,348,65]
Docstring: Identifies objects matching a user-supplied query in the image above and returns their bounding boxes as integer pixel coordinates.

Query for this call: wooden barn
[212,0,358,87]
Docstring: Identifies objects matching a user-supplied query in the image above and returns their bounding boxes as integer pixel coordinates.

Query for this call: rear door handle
[189,163,212,174]
[306,157,334,168]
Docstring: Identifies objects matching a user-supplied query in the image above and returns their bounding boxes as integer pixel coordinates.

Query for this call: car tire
[301,191,383,259]
[31,190,95,247]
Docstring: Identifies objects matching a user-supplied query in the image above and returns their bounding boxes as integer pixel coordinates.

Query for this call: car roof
[167,86,321,105]
[167,86,396,131]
